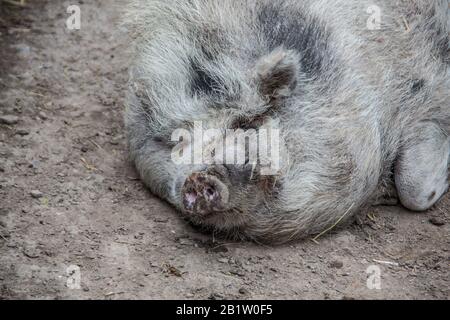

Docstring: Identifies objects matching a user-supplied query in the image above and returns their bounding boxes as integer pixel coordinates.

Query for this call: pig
[123,0,450,244]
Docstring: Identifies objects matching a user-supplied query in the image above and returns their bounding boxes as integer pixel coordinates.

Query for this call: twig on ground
[402,16,411,32]
[81,157,97,171]
[311,203,355,243]
[105,291,125,297]
[2,0,26,7]
[373,259,399,267]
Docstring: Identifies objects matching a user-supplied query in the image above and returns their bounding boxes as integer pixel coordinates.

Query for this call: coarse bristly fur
[122,0,450,244]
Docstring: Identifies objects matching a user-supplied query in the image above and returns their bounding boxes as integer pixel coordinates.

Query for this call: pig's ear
[255,48,299,99]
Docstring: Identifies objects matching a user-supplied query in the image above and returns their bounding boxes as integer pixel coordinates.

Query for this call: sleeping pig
[123,0,450,243]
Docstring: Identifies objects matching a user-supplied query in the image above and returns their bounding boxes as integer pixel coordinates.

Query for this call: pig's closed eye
[231,112,269,130]
[232,117,257,130]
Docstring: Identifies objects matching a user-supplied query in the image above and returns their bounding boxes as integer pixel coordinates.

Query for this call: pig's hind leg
[395,122,449,211]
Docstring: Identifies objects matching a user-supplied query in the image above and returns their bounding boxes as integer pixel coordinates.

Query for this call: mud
[0,0,448,300]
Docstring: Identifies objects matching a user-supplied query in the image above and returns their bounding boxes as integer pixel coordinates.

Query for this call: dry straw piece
[2,0,26,6]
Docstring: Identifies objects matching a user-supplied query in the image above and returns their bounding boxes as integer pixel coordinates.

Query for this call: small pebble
[208,293,223,300]
[16,129,29,136]
[23,247,40,259]
[0,115,20,125]
[30,190,44,199]
[429,217,445,226]
[330,260,344,269]
[38,112,48,120]
[239,288,249,295]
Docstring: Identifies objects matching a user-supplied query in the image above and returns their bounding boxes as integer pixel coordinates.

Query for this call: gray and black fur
[123,0,450,244]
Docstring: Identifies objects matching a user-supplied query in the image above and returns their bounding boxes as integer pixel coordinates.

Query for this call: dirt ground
[0,0,449,300]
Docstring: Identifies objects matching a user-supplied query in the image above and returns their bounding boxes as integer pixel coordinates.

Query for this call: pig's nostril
[205,186,216,199]
[184,191,198,210]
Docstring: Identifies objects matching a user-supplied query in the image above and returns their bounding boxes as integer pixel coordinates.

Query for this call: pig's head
[173,48,300,237]
[126,2,383,243]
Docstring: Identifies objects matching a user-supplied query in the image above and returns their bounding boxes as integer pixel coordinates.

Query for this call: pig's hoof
[182,173,229,216]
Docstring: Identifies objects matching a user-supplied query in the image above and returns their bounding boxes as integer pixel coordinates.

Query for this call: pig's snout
[182,173,230,216]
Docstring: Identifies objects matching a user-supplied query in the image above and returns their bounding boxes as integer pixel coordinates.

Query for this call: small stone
[0,115,20,125]
[208,293,224,300]
[30,190,44,199]
[239,288,249,295]
[38,112,48,120]
[217,258,229,264]
[330,260,344,269]
[229,269,245,277]
[28,160,40,169]
[16,129,29,136]
[23,247,40,259]
[429,217,445,226]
